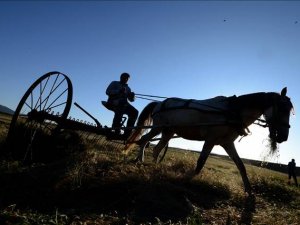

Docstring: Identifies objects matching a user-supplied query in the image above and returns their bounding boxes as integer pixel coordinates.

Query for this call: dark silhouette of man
[288,159,298,186]
[106,73,138,138]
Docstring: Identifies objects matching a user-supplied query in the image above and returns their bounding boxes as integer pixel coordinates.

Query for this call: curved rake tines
[6,71,73,162]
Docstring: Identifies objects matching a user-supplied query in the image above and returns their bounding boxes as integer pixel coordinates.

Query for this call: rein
[135,96,161,102]
[135,93,168,99]
[135,93,168,102]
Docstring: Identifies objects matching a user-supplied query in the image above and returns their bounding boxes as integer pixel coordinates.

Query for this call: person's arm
[126,86,132,94]
[106,81,121,96]
[127,86,135,102]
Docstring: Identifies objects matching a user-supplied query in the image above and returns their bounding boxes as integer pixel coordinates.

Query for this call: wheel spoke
[24,101,32,111]
[37,77,66,112]
[46,88,68,112]
[40,76,50,110]
[47,101,68,111]
[34,74,59,110]
[32,75,50,111]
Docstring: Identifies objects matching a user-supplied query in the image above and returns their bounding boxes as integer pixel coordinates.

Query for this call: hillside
[0,105,14,115]
[174,147,300,175]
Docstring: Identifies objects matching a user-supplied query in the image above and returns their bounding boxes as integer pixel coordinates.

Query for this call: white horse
[125,88,293,193]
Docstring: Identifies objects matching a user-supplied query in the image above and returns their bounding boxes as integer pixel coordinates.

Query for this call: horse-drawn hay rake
[3,71,294,194]
[5,71,146,163]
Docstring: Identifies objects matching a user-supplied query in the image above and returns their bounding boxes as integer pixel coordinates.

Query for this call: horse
[125,88,293,194]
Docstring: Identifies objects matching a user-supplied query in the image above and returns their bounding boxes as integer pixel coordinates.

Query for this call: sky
[0,1,299,165]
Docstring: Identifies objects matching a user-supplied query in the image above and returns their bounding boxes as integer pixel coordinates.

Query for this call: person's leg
[288,173,292,184]
[112,109,124,134]
[123,104,138,137]
[292,174,298,186]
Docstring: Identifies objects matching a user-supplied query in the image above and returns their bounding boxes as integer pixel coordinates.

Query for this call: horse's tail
[124,101,159,152]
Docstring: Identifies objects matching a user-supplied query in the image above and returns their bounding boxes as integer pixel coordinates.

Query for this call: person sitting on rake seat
[105,72,138,138]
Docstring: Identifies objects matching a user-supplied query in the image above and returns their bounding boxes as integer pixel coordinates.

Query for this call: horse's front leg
[221,142,252,194]
[195,142,214,174]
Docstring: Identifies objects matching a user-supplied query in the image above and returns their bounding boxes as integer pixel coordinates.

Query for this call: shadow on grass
[0,159,231,224]
[252,179,298,205]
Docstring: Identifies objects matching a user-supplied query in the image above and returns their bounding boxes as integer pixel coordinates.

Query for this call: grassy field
[0,113,299,225]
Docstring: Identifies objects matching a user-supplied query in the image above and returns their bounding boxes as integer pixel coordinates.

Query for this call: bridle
[263,95,293,142]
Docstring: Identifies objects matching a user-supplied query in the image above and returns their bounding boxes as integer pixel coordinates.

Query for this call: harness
[152,96,250,136]
[154,96,232,114]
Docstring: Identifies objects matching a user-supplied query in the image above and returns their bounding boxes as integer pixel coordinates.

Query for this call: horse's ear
[281,87,287,97]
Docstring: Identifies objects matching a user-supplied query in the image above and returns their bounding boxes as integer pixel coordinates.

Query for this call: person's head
[120,73,130,84]
[292,159,295,162]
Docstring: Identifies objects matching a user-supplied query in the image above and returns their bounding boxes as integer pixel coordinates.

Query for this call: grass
[0,112,299,224]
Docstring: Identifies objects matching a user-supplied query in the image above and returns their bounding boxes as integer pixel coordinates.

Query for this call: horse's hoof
[185,170,197,180]
[127,158,137,164]
[245,188,253,196]
[132,156,144,164]
[133,158,140,164]
[152,156,159,164]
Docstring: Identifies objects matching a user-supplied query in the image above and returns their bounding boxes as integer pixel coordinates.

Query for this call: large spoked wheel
[6,71,73,162]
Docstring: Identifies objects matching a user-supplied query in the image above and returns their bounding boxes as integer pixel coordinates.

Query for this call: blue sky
[0,1,299,164]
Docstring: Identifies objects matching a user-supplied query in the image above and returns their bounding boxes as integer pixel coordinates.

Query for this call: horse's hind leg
[152,130,174,163]
[221,142,251,194]
[195,142,214,174]
[135,128,162,162]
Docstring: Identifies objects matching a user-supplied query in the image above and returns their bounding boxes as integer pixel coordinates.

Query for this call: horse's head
[264,87,293,143]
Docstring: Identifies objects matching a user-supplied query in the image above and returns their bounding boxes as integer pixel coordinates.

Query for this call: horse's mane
[229,92,278,112]
[230,92,285,156]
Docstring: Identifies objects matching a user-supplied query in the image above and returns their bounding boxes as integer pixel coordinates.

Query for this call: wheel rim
[6,71,73,162]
